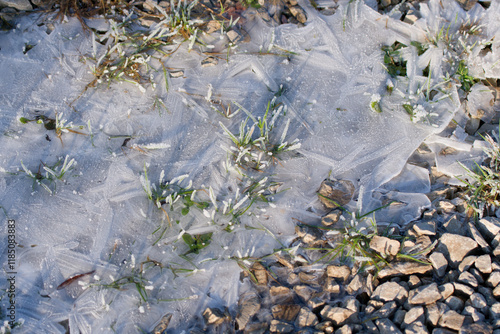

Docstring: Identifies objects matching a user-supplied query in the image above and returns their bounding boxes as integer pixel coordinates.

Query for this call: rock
[408,283,442,305]
[477,217,500,245]
[289,6,307,23]
[439,283,455,300]
[403,306,425,328]
[324,277,341,293]
[327,265,351,282]
[436,234,478,268]
[201,56,218,67]
[269,319,294,333]
[251,262,268,285]
[335,324,353,334]
[369,236,400,257]
[0,0,32,11]
[470,268,484,284]
[476,255,492,274]
[270,286,292,298]
[298,271,322,287]
[455,0,478,11]
[271,304,301,322]
[294,285,316,303]
[372,281,408,304]
[406,323,429,334]
[439,310,467,331]
[444,296,464,312]
[236,292,261,330]
[432,329,457,334]
[494,244,500,257]
[459,256,477,272]
[490,303,500,319]
[370,300,397,319]
[343,296,359,313]
[493,285,500,298]
[378,261,433,279]
[468,222,491,253]
[205,20,221,34]
[429,252,448,277]
[374,318,402,334]
[346,274,373,296]
[308,296,326,312]
[295,225,325,246]
[393,309,406,325]
[295,307,318,327]
[459,322,493,334]
[470,292,488,312]
[436,200,456,214]
[318,179,355,209]
[462,305,486,323]
[152,313,172,334]
[226,30,242,43]
[426,303,450,327]
[458,271,478,288]
[443,215,467,236]
[413,221,436,236]
[315,321,334,333]
[169,70,184,78]
[488,271,500,288]
[453,283,475,298]
[203,307,227,325]
[320,306,358,326]
[478,286,496,305]
[322,209,343,226]
[244,322,268,333]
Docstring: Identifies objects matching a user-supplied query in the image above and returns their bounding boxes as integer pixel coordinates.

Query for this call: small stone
[152,313,172,334]
[439,310,467,331]
[458,271,478,288]
[203,307,226,325]
[270,286,291,297]
[320,306,358,326]
[432,329,457,334]
[201,56,218,67]
[270,319,294,333]
[459,322,493,334]
[324,277,341,293]
[444,296,464,312]
[462,305,486,323]
[443,214,467,236]
[322,209,343,226]
[489,271,500,288]
[271,304,301,322]
[295,307,318,327]
[403,306,425,328]
[295,225,323,246]
[298,271,321,287]
[206,20,221,34]
[0,0,32,11]
[326,265,351,282]
[372,281,408,305]
[318,179,355,209]
[251,262,268,285]
[439,283,455,300]
[169,70,184,78]
[478,286,496,305]
[470,292,488,311]
[371,301,398,319]
[408,275,421,289]
[437,234,478,268]
[289,6,307,23]
[369,236,400,257]
[408,283,442,305]
[403,13,419,25]
[413,221,436,236]
[294,285,315,303]
[426,303,449,327]
[236,292,261,330]
[453,283,475,298]
[377,261,433,279]
[335,324,353,334]
[406,323,429,334]
[459,256,477,272]
[494,285,500,298]
[315,321,334,333]
[346,274,373,296]
[343,297,359,313]
[490,303,500,319]
[436,200,456,214]
[477,217,500,245]
[308,296,326,312]
[375,318,402,334]
[494,244,500,257]
[468,222,491,253]
[470,268,484,284]
[476,255,492,274]
[393,309,406,325]
[429,252,448,277]
[226,30,242,43]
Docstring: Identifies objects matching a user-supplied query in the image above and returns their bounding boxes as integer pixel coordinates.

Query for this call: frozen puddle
[0,0,499,332]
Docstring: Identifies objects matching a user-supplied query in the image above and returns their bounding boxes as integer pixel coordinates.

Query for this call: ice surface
[0,0,499,331]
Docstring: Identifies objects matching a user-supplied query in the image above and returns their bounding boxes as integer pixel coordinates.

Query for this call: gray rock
[335,325,353,334]
[289,5,307,24]
[272,304,301,322]
[475,255,492,274]
[318,179,355,209]
[413,221,437,236]
[470,293,487,310]
[322,209,343,227]
[203,307,226,325]
[346,274,373,296]
[444,296,464,312]
[0,0,32,11]
[453,283,475,298]
[429,252,448,277]
[324,277,341,293]
[372,282,408,304]
[468,222,491,253]
[370,301,398,319]
[443,214,468,236]
[462,305,486,323]
[426,303,450,327]
[477,217,500,245]
[405,323,429,334]
[375,318,402,334]
[439,310,467,331]
[458,271,478,288]
[437,234,478,268]
[298,271,322,287]
[236,292,261,330]
[320,306,358,326]
[295,225,324,246]
[308,296,326,312]
[494,285,500,298]
[408,275,421,289]
[315,321,333,333]
[363,319,378,332]
[343,296,359,313]
[490,303,500,319]
[432,329,457,334]
[402,306,424,328]
[377,262,433,279]
[369,236,400,257]
[393,309,406,325]
[459,255,477,272]
[294,285,316,303]
[408,283,442,305]
[270,319,294,333]
[470,268,485,284]
[326,265,351,282]
[459,322,493,334]
[478,286,497,306]
[439,283,455,300]
[488,271,500,288]
[436,200,456,214]
[295,307,319,328]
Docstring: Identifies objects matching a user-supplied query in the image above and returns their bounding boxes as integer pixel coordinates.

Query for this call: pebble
[437,234,478,267]
[408,283,442,305]
[372,281,408,304]
[429,252,448,277]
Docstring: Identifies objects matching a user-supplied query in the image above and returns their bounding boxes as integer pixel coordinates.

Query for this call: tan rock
[369,235,400,257]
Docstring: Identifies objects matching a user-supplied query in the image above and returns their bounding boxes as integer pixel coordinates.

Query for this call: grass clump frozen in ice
[460,129,500,218]
[19,155,76,195]
[19,113,87,145]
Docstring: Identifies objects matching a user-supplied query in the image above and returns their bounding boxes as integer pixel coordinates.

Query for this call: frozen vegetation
[0,0,499,332]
